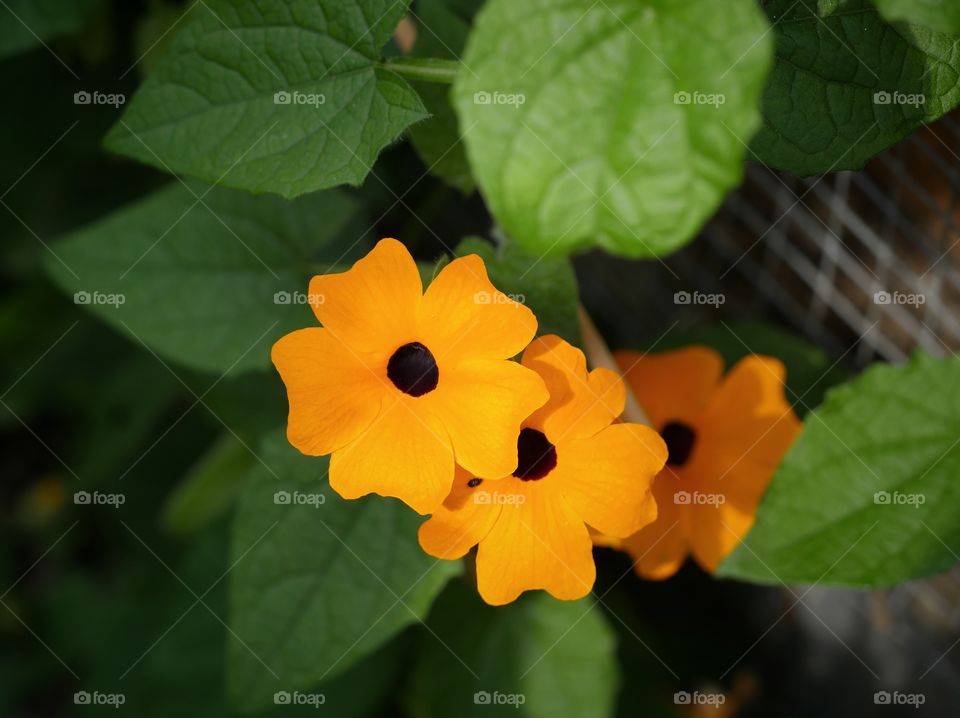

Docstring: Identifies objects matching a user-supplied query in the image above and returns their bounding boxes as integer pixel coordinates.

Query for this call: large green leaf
[872,0,960,37]
[752,0,960,175]
[45,182,359,375]
[405,580,619,718]
[105,0,427,198]
[0,0,99,59]
[455,236,581,345]
[454,0,773,258]
[407,0,480,193]
[719,352,960,586]
[227,431,460,712]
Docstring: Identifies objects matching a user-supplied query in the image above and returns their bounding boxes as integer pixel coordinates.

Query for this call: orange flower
[419,335,667,605]
[607,346,800,578]
[271,238,548,515]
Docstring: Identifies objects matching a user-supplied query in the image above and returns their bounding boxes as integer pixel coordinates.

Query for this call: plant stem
[381,57,460,84]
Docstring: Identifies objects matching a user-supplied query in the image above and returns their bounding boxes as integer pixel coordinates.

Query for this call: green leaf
[105,0,427,198]
[873,0,960,37]
[455,236,581,345]
[227,430,460,712]
[752,0,960,175]
[652,321,850,415]
[407,0,480,193]
[162,433,254,536]
[45,181,359,375]
[453,0,773,258]
[405,579,619,718]
[719,352,960,586]
[0,0,99,59]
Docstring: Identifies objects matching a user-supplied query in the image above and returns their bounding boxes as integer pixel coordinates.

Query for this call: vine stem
[578,305,652,426]
[380,57,460,83]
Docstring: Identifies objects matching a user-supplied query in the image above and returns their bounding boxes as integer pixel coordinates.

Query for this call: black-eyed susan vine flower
[271,238,549,515]
[600,346,800,578]
[419,335,668,605]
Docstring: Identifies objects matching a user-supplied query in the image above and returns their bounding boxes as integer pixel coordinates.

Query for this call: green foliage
[454,0,773,258]
[105,0,427,198]
[0,0,99,58]
[407,0,480,193]
[455,237,581,345]
[405,580,619,718]
[872,0,960,35]
[162,433,254,536]
[752,0,960,175]
[227,431,460,712]
[720,352,960,586]
[45,182,359,375]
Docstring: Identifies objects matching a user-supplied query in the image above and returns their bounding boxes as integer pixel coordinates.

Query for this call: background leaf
[227,431,461,712]
[454,0,773,258]
[105,0,427,198]
[872,0,960,37]
[752,0,960,175]
[405,579,619,718]
[719,352,960,586]
[407,0,480,193]
[46,181,359,375]
[455,236,581,345]
[0,0,99,59]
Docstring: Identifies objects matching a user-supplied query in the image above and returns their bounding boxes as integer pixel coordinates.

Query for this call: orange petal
[621,471,690,580]
[615,346,723,429]
[685,474,763,573]
[309,238,422,353]
[418,254,537,362]
[418,468,503,560]
[475,479,595,605]
[272,328,385,455]
[329,394,453,515]
[522,335,626,440]
[425,358,548,480]
[552,423,665,538]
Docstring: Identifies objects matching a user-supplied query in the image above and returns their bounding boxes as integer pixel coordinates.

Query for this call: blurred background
[2,1,959,716]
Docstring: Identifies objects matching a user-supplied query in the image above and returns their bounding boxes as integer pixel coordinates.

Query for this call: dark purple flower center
[387,342,438,397]
[513,428,557,481]
[661,421,696,467]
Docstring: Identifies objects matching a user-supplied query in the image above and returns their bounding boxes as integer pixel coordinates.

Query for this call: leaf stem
[381,57,460,84]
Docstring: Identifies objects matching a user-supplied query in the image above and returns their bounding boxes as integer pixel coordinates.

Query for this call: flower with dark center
[387,342,439,396]
[607,346,801,579]
[660,421,696,467]
[272,238,548,515]
[419,335,667,606]
[513,428,556,480]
